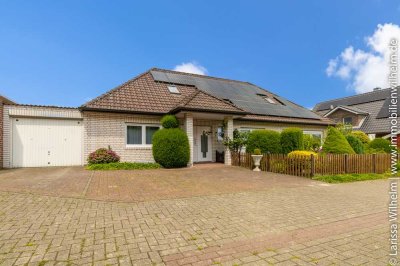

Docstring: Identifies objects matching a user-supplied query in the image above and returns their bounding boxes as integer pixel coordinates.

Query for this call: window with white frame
[303,130,323,143]
[238,127,263,133]
[343,116,353,125]
[126,124,160,146]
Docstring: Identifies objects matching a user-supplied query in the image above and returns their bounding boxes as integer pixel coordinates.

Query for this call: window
[126,124,160,146]
[167,86,180,94]
[303,131,323,144]
[265,97,276,104]
[217,127,224,142]
[343,117,353,125]
[238,128,262,133]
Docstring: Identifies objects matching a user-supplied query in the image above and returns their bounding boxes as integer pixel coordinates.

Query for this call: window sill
[125,145,152,150]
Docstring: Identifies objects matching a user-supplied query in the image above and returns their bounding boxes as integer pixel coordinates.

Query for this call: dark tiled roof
[314,88,395,111]
[239,114,334,125]
[151,68,321,120]
[0,95,16,105]
[315,87,400,134]
[326,105,369,115]
[82,68,331,125]
[82,71,244,114]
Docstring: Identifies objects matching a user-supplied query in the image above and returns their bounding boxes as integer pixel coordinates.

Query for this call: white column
[224,116,233,166]
[184,113,194,166]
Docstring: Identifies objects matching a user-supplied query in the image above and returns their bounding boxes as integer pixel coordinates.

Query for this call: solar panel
[376,97,400,119]
[150,70,321,119]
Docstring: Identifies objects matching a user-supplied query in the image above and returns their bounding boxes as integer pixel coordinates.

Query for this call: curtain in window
[127,126,142,144]
[201,132,208,158]
[146,126,159,144]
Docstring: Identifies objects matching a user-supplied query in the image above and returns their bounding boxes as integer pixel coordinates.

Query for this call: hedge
[161,115,179,129]
[152,128,190,168]
[350,131,370,144]
[246,130,281,154]
[322,127,355,154]
[288,150,318,158]
[345,135,364,154]
[280,128,304,154]
[368,138,392,153]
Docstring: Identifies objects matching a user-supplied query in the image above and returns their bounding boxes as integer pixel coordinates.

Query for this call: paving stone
[0,166,392,265]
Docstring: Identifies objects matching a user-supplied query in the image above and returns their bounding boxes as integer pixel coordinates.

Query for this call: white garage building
[3,105,84,168]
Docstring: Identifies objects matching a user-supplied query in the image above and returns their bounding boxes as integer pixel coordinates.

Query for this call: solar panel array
[151,70,321,119]
[376,97,400,119]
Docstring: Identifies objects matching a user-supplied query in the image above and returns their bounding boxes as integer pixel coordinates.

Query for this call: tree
[322,127,355,154]
[224,129,249,154]
[224,129,249,164]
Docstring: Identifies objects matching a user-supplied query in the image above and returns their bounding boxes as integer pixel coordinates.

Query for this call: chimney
[373,87,381,91]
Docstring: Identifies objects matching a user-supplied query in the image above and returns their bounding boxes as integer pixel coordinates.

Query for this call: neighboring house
[314,87,400,139]
[0,95,16,168]
[2,68,333,168]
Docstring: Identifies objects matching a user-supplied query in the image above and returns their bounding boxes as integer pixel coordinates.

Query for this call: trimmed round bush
[253,148,262,155]
[246,130,281,154]
[368,138,392,153]
[350,131,370,144]
[345,135,364,154]
[322,127,355,154]
[152,128,190,168]
[88,148,120,165]
[288,150,318,158]
[161,115,179,129]
[280,128,304,154]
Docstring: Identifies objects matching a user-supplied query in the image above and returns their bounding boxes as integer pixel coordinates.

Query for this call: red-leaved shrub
[88,148,120,165]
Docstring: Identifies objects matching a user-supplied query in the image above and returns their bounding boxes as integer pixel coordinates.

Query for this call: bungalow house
[2,68,333,168]
[313,87,399,139]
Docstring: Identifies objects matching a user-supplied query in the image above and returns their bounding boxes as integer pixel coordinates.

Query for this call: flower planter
[251,155,263,171]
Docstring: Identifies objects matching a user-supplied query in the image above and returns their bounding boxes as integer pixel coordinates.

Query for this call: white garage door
[11,118,83,167]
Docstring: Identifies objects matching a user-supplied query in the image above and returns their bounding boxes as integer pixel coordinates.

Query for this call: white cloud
[326,23,400,93]
[173,61,208,75]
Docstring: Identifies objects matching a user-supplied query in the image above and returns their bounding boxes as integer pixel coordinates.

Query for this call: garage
[3,105,84,168]
[11,117,83,167]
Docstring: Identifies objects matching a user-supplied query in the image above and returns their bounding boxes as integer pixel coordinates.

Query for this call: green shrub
[88,148,120,165]
[303,135,321,151]
[224,129,249,154]
[246,130,281,154]
[345,135,364,154]
[280,128,304,154]
[288,150,318,158]
[87,162,160,170]
[368,138,392,153]
[253,148,262,155]
[161,115,179,129]
[322,127,355,154]
[152,128,190,168]
[313,173,389,183]
[351,131,370,144]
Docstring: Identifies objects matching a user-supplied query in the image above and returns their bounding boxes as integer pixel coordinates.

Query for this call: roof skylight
[265,97,276,104]
[167,86,180,94]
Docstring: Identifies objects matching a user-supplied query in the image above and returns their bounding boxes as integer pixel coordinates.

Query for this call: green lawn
[86,162,161,170]
[312,173,390,183]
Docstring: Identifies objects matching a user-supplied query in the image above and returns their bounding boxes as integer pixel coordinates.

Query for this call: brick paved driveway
[0,165,394,265]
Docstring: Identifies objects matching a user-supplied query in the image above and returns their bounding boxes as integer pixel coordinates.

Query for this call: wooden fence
[231,152,392,177]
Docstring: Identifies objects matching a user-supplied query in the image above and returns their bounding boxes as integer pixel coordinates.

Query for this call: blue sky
[1,1,399,108]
